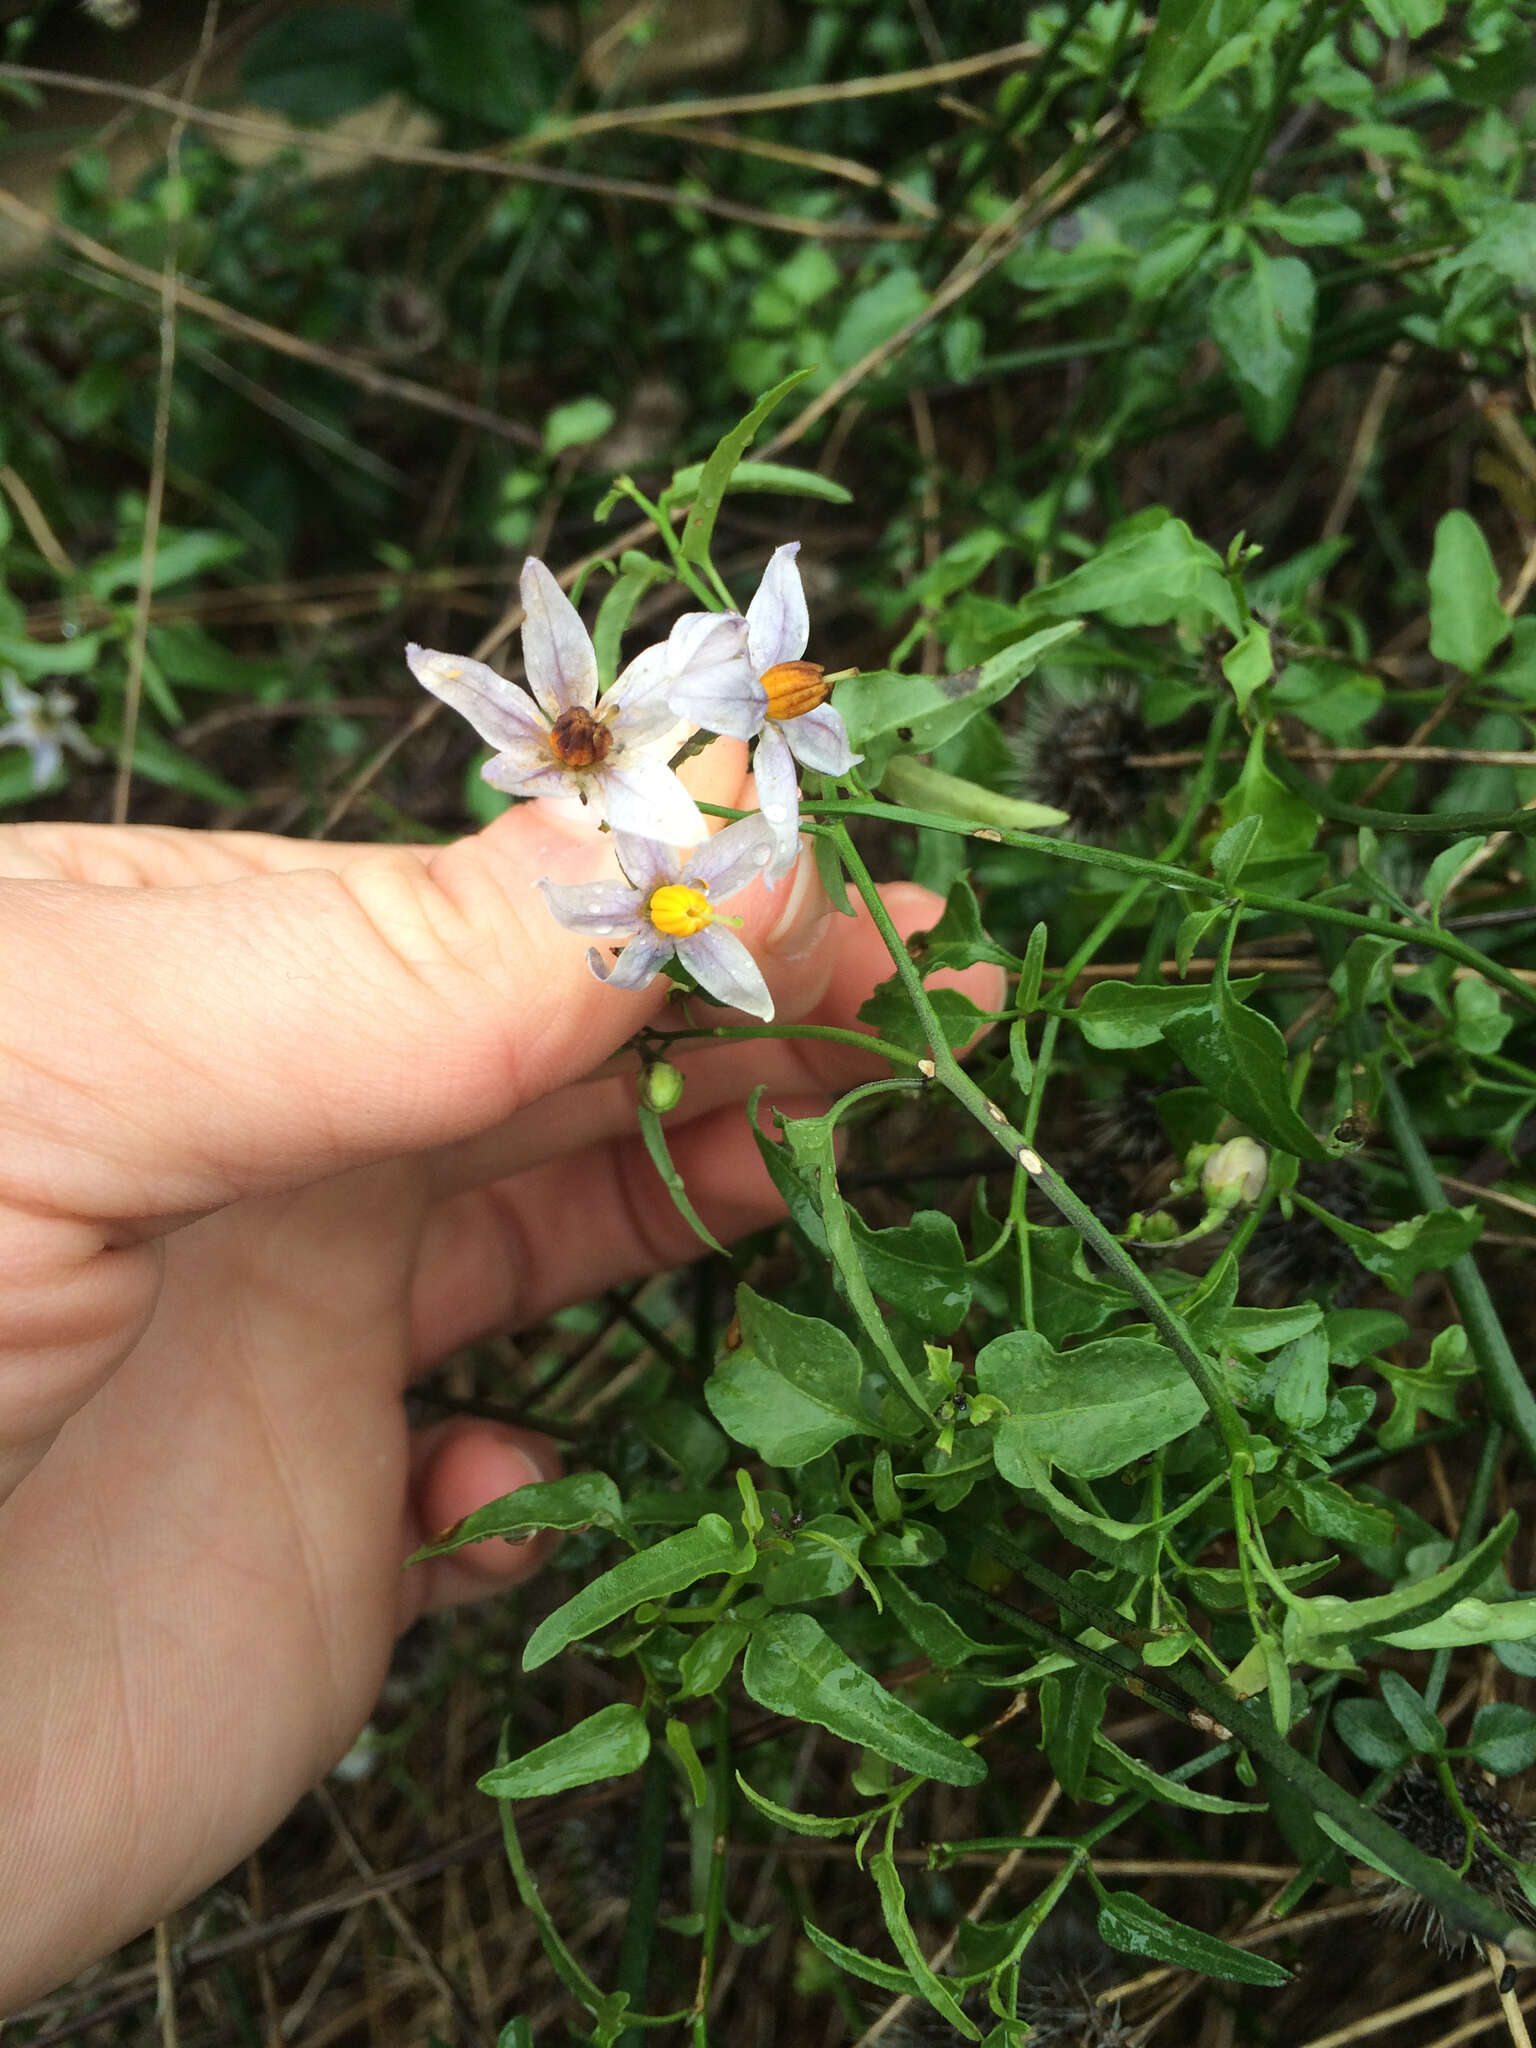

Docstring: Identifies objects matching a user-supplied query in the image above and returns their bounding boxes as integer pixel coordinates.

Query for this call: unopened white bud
[1201,1137,1268,1208]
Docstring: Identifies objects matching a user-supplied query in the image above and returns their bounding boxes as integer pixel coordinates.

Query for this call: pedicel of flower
[537,813,779,1020]
[664,541,861,884]
[406,557,716,845]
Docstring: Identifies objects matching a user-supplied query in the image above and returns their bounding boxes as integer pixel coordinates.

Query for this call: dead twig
[0,187,541,449]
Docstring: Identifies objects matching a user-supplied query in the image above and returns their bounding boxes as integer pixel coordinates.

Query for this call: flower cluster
[407,545,859,1022]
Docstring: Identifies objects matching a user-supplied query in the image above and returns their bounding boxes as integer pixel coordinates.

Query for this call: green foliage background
[9,0,1536,2041]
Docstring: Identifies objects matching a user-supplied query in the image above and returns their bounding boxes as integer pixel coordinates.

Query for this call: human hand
[0,743,997,2009]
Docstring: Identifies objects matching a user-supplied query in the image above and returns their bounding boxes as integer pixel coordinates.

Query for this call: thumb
[0,761,753,1232]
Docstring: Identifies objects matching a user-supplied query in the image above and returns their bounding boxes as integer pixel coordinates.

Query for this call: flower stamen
[549,705,614,769]
[648,882,714,937]
[760,659,830,722]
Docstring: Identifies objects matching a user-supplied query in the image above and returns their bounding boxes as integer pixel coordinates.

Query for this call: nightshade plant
[12,3,1536,2037]
[405,377,1536,2046]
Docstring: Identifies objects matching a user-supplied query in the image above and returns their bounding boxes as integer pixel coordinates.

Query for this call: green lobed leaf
[1284,1476,1396,1553]
[1209,251,1316,449]
[84,527,245,597]
[1334,1697,1414,1770]
[1073,975,1260,1050]
[679,369,813,567]
[1032,510,1238,631]
[982,1330,1209,1480]
[407,1471,634,1563]
[477,1703,649,1799]
[857,978,988,1056]
[838,623,1081,781]
[1383,1596,1536,1651]
[677,1617,753,1699]
[871,1848,982,2040]
[741,1612,985,1785]
[1454,975,1511,1056]
[665,458,853,507]
[1292,1199,1482,1300]
[878,1570,992,1669]
[1094,1735,1266,1815]
[1041,1665,1110,1801]
[1378,1670,1446,1755]
[1223,725,1319,859]
[1028,1228,1133,1347]
[802,1920,919,1995]
[1221,621,1273,712]
[523,1515,753,1671]
[665,1715,708,1808]
[1283,1514,1517,1662]
[1137,0,1267,118]
[1256,192,1367,246]
[1464,1702,1536,1776]
[543,396,615,457]
[909,874,1022,974]
[734,1771,875,1839]
[705,1287,872,1465]
[1428,511,1510,675]
[847,1210,973,1336]
[759,1514,864,1606]
[1274,1331,1330,1431]
[1097,1891,1290,1986]
[1163,989,1328,1160]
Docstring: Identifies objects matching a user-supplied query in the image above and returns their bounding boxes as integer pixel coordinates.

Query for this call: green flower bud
[639,1059,686,1113]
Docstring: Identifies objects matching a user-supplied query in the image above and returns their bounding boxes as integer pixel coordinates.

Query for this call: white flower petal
[611,834,678,896]
[682,813,778,901]
[603,645,691,753]
[596,757,707,844]
[407,644,549,756]
[62,720,103,764]
[669,610,751,678]
[481,749,573,799]
[677,925,774,1020]
[668,667,767,741]
[745,542,808,674]
[589,928,673,993]
[28,734,62,787]
[520,557,599,720]
[538,877,646,935]
[750,722,803,884]
[782,702,859,776]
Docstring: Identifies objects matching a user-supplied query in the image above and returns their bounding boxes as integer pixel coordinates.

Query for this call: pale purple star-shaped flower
[664,542,860,883]
[0,672,101,788]
[407,557,713,844]
[538,813,778,1020]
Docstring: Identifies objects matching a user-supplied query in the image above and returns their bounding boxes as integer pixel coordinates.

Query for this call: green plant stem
[1424,1422,1504,1713]
[798,799,1536,1015]
[644,1020,923,1070]
[1265,745,1536,838]
[1217,0,1346,216]
[690,1700,731,2046]
[969,1530,1536,1961]
[1379,1069,1536,1475]
[614,1733,677,2048]
[828,820,1252,1460]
